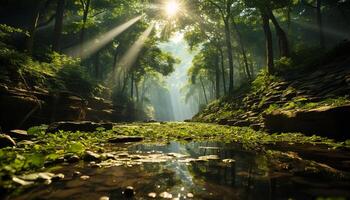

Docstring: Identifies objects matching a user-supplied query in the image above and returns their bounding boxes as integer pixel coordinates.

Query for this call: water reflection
[7,141,350,200]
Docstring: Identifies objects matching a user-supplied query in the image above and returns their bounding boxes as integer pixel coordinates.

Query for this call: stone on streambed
[0,134,16,148]
[13,172,65,186]
[83,150,102,161]
[46,121,113,133]
[108,136,144,143]
[6,129,33,140]
[123,186,135,198]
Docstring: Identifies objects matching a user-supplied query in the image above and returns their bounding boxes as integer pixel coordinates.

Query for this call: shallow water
[6,141,350,200]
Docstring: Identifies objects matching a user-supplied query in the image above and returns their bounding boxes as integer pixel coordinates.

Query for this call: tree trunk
[219,49,227,95]
[80,0,91,57]
[26,3,41,55]
[267,9,290,58]
[135,81,139,103]
[94,51,100,79]
[215,52,221,99]
[316,0,325,49]
[121,71,128,94]
[224,18,235,94]
[52,0,65,52]
[130,72,134,99]
[199,77,208,104]
[232,20,252,81]
[261,11,274,74]
[112,46,119,73]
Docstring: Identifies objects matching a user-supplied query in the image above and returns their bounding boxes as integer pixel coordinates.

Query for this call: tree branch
[207,0,226,19]
[301,0,317,9]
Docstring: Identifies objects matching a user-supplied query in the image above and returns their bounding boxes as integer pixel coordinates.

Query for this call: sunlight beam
[66,15,143,59]
[117,23,155,71]
[109,23,155,86]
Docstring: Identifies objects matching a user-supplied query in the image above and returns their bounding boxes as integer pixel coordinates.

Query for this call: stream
[4,141,350,200]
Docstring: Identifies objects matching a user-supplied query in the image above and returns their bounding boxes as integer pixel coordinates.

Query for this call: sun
[165,1,180,17]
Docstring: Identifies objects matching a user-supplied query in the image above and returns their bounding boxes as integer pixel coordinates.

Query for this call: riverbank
[1,122,350,198]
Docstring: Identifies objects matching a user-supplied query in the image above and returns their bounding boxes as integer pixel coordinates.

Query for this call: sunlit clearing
[66,15,143,59]
[109,23,155,85]
[165,1,180,17]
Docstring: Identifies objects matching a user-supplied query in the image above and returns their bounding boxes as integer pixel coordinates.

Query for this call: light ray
[66,15,143,59]
[109,23,155,86]
[293,20,350,40]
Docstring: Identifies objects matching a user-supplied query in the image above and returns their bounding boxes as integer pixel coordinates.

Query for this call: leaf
[26,153,45,168]
[67,142,85,155]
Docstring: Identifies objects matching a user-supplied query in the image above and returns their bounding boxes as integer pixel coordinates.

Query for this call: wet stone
[123,186,135,198]
[108,136,144,143]
[187,193,194,198]
[67,155,80,163]
[12,177,34,186]
[7,129,32,140]
[159,191,172,199]
[222,159,236,163]
[84,151,101,161]
[0,134,16,148]
[198,155,220,161]
[148,192,157,198]
[73,171,81,176]
[80,175,90,181]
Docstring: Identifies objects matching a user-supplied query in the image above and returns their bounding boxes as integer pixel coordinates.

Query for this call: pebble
[123,186,135,198]
[148,192,157,198]
[80,175,90,180]
[159,192,172,199]
[187,193,194,198]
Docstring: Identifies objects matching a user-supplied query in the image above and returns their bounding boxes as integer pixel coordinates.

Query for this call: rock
[233,120,250,127]
[73,171,81,176]
[80,175,90,180]
[83,151,101,161]
[198,155,220,161]
[148,192,157,198]
[187,193,194,198]
[0,87,86,131]
[67,155,80,163]
[264,105,350,139]
[159,192,172,199]
[222,159,236,163]
[108,136,144,143]
[18,172,64,183]
[123,186,135,198]
[52,173,65,181]
[6,129,32,140]
[0,134,16,148]
[12,177,34,186]
[46,121,113,133]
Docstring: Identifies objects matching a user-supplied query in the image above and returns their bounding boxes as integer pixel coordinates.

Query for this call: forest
[0,0,350,199]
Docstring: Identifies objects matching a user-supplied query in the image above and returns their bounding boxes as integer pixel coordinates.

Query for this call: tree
[302,0,325,48]
[52,0,66,52]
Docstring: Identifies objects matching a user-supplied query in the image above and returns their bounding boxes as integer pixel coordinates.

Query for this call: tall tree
[26,1,42,54]
[204,0,235,94]
[52,0,66,52]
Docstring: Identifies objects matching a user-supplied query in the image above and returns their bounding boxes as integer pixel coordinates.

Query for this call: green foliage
[0,24,28,41]
[252,69,279,92]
